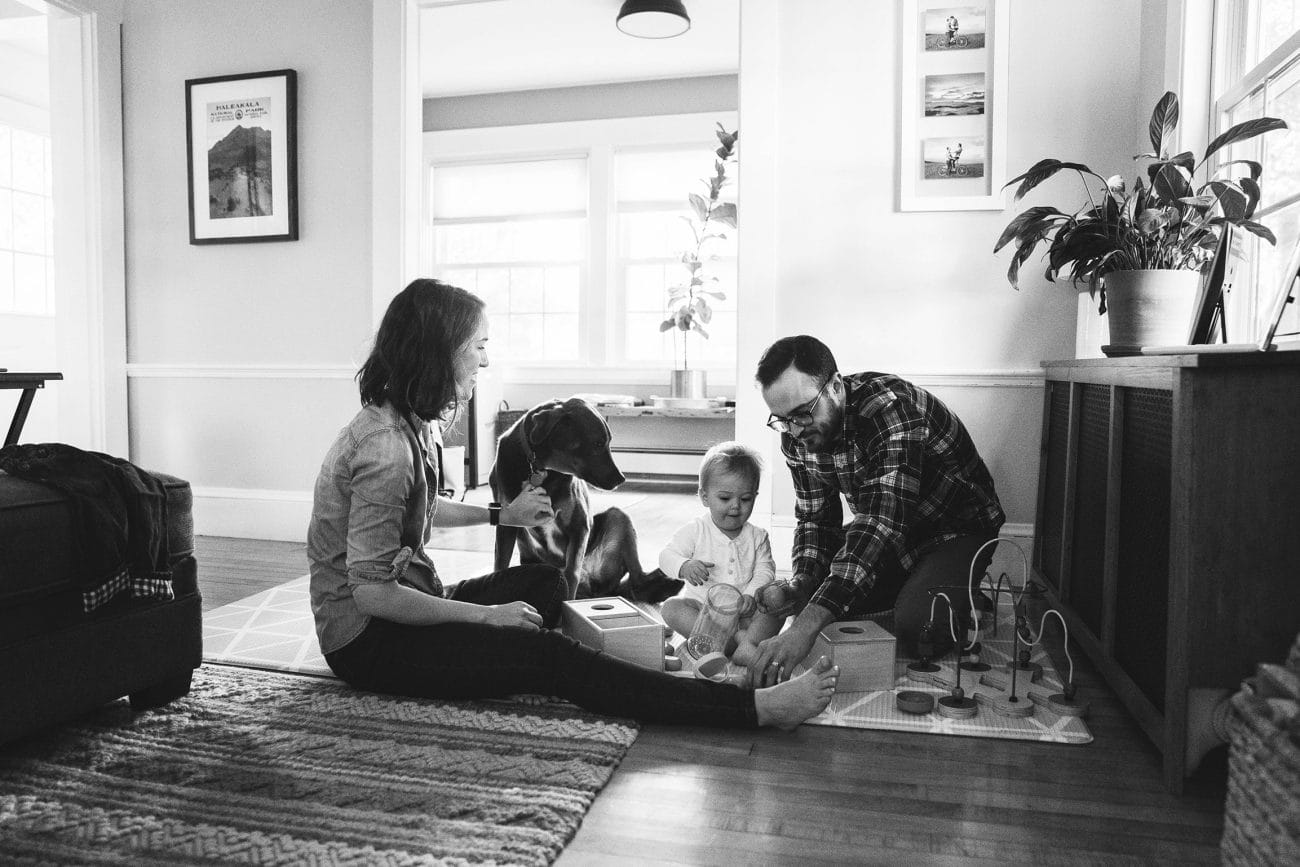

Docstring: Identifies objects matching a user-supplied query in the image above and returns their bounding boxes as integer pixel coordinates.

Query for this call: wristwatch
[488,502,502,526]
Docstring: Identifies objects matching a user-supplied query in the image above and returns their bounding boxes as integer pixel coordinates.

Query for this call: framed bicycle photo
[185,69,298,244]
[899,0,1008,211]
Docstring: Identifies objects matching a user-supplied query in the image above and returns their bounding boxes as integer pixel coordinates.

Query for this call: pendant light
[616,0,691,39]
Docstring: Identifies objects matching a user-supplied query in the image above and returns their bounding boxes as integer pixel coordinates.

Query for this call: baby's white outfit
[659,514,776,604]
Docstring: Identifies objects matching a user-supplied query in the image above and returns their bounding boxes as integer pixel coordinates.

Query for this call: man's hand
[501,483,554,528]
[749,625,817,688]
[483,601,543,631]
[748,604,831,687]
[679,559,714,585]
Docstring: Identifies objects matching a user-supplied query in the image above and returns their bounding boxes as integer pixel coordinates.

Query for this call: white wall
[736,0,1150,553]
[121,0,377,540]
[115,0,1167,544]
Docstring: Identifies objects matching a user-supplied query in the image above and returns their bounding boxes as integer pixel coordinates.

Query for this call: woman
[308,278,836,729]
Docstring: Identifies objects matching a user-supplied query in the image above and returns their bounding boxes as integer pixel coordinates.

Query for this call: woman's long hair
[357,278,485,421]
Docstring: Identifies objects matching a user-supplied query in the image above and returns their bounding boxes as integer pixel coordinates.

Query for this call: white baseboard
[192,486,312,543]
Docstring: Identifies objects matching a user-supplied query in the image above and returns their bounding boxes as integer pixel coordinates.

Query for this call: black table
[1,371,63,446]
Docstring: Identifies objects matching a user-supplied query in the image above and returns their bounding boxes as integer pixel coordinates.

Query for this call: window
[429,158,585,362]
[424,113,739,378]
[1214,0,1300,344]
[0,122,54,317]
[615,148,737,368]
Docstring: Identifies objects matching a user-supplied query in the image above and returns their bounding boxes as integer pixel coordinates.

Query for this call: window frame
[423,111,740,388]
[1211,1,1300,348]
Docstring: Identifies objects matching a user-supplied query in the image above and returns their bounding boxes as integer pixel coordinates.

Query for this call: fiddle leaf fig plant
[994,91,1287,311]
[660,123,738,369]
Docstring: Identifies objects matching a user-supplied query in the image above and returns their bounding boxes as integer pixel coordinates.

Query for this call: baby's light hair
[699,441,764,492]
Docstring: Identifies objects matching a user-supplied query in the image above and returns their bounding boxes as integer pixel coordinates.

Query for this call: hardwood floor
[193,485,1228,865]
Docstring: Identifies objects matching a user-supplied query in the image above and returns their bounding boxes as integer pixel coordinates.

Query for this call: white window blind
[430,158,586,362]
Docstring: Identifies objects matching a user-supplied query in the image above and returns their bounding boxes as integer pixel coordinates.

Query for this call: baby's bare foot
[731,640,760,668]
[754,656,838,731]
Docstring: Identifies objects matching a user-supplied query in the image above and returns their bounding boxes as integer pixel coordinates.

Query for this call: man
[751,335,1004,687]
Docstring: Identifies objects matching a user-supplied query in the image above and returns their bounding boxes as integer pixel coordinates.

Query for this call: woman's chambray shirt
[308,400,445,655]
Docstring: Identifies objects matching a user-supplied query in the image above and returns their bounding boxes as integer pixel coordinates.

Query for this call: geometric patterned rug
[0,664,638,866]
[800,587,1095,744]
[202,549,497,678]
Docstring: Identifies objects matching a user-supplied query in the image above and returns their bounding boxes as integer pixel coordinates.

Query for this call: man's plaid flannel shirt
[782,372,1005,619]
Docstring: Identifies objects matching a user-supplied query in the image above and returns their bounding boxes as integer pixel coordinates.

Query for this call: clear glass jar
[684,583,743,661]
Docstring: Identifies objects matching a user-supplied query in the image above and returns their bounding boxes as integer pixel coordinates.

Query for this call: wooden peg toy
[975,689,1035,718]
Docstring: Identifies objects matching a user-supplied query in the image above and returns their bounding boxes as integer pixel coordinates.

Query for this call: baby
[659,441,782,668]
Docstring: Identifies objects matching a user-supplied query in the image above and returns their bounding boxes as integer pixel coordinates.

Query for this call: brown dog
[490,398,679,602]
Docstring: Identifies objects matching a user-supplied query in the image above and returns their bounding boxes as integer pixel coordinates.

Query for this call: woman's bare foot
[754,656,838,731]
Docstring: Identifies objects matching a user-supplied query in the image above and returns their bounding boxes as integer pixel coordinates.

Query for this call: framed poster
[899,1,1008,211]
[185,69,298,243]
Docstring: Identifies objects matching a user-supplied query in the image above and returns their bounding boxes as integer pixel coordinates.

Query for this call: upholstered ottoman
[0,468,201,744]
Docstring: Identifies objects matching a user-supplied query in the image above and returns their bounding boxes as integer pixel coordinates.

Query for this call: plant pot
[670,369,707,399]
[1101,269,1201,355]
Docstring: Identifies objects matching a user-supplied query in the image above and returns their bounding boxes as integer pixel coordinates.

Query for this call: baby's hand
[680,559,714,585]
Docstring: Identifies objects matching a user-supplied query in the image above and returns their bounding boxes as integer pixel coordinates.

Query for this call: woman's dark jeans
[325,564,758,728]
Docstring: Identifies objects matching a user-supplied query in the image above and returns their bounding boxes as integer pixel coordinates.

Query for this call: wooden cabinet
[1034,353,1300,792]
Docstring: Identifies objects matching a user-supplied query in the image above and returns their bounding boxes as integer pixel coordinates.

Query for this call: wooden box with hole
[560,597,664,671]
[802,620,896,691]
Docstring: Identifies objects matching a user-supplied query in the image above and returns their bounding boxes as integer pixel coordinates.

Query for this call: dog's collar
[519,414,548,488]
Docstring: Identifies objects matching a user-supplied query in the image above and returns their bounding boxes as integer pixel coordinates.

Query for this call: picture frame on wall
[185,69,298,244]
[899,0,1008,211]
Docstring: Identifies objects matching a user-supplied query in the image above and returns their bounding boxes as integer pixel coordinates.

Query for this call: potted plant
[660,124,737,397]
[995,91,1287,353]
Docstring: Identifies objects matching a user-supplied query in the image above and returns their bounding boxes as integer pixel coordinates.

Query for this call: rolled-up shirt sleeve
[658,520,699,580]
[807,402,926,618]
[345,428,416,586]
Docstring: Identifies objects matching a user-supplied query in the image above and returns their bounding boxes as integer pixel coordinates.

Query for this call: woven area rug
[0,664,638,866]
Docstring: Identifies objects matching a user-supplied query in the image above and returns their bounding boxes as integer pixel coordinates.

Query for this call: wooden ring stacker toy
[979,672,1089,718]
[693,652,730,682]
[896,690,936,715]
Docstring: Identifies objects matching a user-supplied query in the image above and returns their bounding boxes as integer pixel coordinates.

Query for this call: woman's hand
[483,601,543,631]
[501,484,554,528]
[679,559,714,585]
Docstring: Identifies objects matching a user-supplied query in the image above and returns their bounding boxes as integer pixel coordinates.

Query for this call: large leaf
[1148,91,1179,154]
[1152,161,1193,202]
[993,205,1067,252]
[1003,159,1097,202]
[1204,117,1288,162]
[688,193,709,223]
[1239,177,1261,218]
[1215,159,1264,181]
[712,202,737,228]
[1238,220,1278,245]
[1166,150,1195,173]
[1208,180,1249,221]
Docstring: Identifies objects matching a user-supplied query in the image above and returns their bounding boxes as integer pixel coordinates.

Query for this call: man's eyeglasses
[766,379,832,433]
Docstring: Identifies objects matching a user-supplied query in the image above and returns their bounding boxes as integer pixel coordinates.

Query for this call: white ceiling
[420,0,739,98]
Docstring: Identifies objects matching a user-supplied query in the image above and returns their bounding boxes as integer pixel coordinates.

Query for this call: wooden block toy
[802,620,896,691]
[561,597,664,671]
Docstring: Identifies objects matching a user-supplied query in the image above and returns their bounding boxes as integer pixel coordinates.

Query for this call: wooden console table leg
[5,387,37,446]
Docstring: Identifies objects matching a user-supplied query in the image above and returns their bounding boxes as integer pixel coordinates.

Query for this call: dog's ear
[526,400,567,446]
